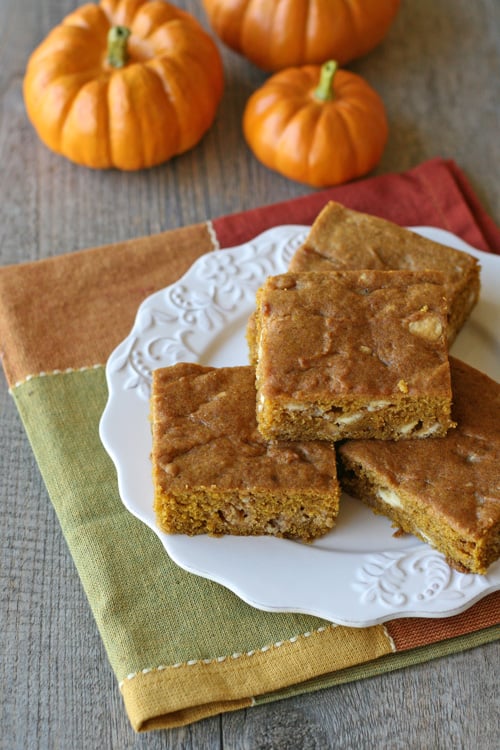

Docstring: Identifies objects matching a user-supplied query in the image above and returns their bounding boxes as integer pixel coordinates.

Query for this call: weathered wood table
[1,1,499,747]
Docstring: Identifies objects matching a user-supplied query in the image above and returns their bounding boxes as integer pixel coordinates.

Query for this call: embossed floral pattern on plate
[354,547,490,608]
[108,227,305,400]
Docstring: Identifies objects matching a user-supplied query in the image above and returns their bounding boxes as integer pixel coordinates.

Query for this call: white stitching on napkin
[382,625,397,653]
[9,363,103,392]
[206,219,221,251]
[118,626,332,689]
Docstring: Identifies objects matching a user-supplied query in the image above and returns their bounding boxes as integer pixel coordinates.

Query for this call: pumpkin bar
[254,270,455,442]
[337,358,500,574]
[151,363,340,541]
[289,200,480,344]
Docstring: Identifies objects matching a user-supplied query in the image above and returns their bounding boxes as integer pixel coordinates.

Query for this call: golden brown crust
[151,363,340,541]
[338,357,500,574]
[289,201,481,343]
[255,270,454,442]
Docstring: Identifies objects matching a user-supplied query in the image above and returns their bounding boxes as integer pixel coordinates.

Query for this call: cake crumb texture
[338,357,500,574]
[255,270,454,442]
[151,363,340,541]
[289,201,480,343]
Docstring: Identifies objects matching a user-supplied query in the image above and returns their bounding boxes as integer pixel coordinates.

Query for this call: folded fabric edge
[122,623,499,731]
[121,623,394,731]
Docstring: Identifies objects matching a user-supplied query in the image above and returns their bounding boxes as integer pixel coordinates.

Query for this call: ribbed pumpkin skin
[23,0,224,170]
[243,65,388,188]
[202,0,400,71]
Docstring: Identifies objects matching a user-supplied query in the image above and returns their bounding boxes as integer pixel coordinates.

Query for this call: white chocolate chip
[367,400,391,411]
[416,422,442,437]
[284,402,308,412]
[334,412,362,425]
[377,487,403,509]
[408,314,443,341]
[416,527,433,543]
[399,421,418,435]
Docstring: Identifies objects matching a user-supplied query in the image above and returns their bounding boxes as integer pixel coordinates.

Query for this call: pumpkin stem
[107,26,131,69]
[314,60,338,102]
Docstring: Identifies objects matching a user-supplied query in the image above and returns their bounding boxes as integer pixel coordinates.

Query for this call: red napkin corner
[213,158,500,256]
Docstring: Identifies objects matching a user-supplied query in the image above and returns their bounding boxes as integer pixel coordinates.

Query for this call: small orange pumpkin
[202,0,400,71]
[243,61,388,188]
[23,0,224,170]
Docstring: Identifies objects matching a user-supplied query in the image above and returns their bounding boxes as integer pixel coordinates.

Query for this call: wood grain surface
[1,1,499,748]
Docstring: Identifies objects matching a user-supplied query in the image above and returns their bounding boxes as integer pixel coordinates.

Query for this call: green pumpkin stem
[107,26,131,69]
[314,60,338,101]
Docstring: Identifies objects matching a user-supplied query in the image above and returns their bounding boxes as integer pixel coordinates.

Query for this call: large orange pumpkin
[202,0,400,71]
[243,60,388,188]
[23,0,224,170]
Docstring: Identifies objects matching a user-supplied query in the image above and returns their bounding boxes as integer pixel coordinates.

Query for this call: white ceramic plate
[99,225,500,626]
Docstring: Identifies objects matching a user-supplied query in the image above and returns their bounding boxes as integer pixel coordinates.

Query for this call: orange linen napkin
[0,158,498,731]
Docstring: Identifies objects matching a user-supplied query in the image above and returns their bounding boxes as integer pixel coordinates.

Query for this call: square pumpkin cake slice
[337,357,500,575]
[150,362,340,541]
[254,269,455,442]
[289,200,480,344]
